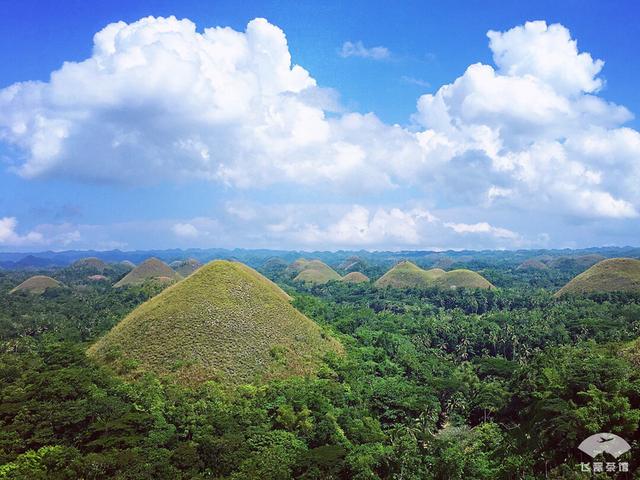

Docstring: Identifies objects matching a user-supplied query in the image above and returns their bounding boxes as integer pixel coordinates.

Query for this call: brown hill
[341,272,370,284]
[556,258,640,296]
[293,260,342,284]
[88,260,342,385]
[10,276,62,295]
[113,258,182,287]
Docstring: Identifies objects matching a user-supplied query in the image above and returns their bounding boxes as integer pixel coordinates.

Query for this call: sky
[0,0,639,252]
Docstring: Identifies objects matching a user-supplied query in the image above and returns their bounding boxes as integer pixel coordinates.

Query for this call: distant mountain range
[1,246,640,271]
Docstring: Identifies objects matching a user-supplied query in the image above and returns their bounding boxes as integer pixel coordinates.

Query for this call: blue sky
[0,0,639,251]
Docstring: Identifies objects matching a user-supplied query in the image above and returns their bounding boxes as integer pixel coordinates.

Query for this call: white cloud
[0,217,44,246]
[1,16,639,250]
[298,205,436,246]
[412,20,639,220]
[339,41,390,60]
[444,221,520,240]
[172,222,199,238]
[487,21,604,95]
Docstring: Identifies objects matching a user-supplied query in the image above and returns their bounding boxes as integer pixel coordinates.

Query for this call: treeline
[1,277,640,477]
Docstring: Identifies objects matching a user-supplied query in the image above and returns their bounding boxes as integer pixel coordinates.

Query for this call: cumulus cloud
[0,17,639,250]
[413,20,639,220]
[444,221,520,240]
[339,41,390,60]
[0,217,44,246]
[172,222,199,238]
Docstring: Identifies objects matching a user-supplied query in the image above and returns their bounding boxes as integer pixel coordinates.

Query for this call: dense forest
[1,253,639,479]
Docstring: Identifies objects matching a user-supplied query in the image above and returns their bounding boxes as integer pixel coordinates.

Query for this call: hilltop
[556,258,640,296]
[517,259,549,271]
[338,256,368,272]
[72,257,108,272]
[293,260,342,284]
[285,258,310,277]
[374,261,445,288]
[88,260,342,385]
[170,258,202,277]
[113,257,182,287]
[375,261,494,290]
[341,272,370,284]
[10,275,62,294]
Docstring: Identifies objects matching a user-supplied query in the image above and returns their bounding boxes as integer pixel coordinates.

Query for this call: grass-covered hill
[113,257,182,287]
[293,260,342,284]
[555,258,640,296]
[284,258,310,277]
[374,261,445,288]
[88,260,342,385]
[10,275,62,294]
[170,258,202,277]
[517,259,549,271]
[72,257,108,272]
[341,271,370,284]
[374,261,494,290]
[338,256,368,272]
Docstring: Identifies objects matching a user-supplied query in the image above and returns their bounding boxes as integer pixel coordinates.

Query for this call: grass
[374,261,444,288]
[170,258,202,277]
[72,257,108,272]
[293,260,342,284]
[341,272,370,284]
[374,261,494,290]
[285,258,310,276]
[10,275,62,294]
[88,260,342,386]
[556,258,640,296]
[113,257,182,287]
[517,259,548,270]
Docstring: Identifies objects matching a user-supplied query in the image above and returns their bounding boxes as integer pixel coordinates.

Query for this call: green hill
[285,258,310,277]
[170,258,202,277]
[555,258,640,296]
[374,261,445,288]
[10,275,62,294]
[516,259,549,271]
[434,269,495,290]
[341,272,370,284]
[120,260,136,269]
[338,256,368,272]
[375,261,494,290]
[293,260,342,284]
[72,257,108,272]
[88,260,342,385]
[549,254,605,271]
[113,257,182,287]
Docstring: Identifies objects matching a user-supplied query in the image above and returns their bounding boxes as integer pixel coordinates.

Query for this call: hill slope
[374,261,445,288]
[293,260,342,284]
[375,261,494,290]
[517,259,549,271]
[170,258,202,277]
[72,257,108,272]
[341,272,370,284]
[113,258,182,287]
[556,258,640,296]
[285,258,310,277]
[10,275,62,294]
[88,260,342,385]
